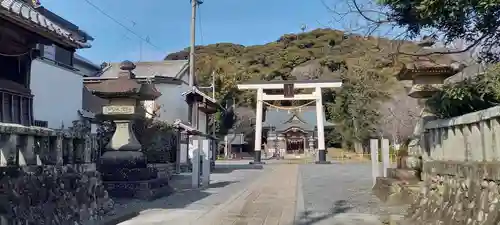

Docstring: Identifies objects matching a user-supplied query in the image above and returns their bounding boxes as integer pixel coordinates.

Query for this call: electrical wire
[81,0,165,52]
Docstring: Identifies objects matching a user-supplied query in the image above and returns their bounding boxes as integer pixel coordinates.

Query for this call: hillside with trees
[165,29,433,150]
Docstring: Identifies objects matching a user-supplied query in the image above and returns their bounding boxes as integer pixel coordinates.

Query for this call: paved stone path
[298,163,405,225]
[198,164,298,225]
[115,161,405,225]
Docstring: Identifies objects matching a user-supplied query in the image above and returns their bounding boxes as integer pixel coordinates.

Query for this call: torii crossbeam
[237,79,342,164]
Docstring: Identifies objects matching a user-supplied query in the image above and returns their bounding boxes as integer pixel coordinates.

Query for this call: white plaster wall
[155,83,190,124]
[198,111,207,134]
[30,59,82,129]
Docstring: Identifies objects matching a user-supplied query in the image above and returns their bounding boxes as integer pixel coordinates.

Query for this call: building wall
[155,82,190,124]
[30,59,83,129]
[199,111,207,134]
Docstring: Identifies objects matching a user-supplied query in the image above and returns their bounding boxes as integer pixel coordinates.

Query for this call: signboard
[43,45,56,61]
[102,105,135,115]
[284,83,294,98]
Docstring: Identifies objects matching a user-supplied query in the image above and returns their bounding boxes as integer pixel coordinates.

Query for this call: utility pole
[211,71,216,138]
[188,0,207,189]
[188,0,197,89]
[188,0,198,126]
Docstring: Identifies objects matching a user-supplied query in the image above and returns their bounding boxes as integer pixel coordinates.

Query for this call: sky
[40,0,356,64]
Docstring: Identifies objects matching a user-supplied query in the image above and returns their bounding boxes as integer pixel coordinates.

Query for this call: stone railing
[0,122,97,167]
[0,122,114,225]
[423,105,500,162]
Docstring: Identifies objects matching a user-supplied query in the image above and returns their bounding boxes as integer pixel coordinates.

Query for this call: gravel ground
[299,162,407,224]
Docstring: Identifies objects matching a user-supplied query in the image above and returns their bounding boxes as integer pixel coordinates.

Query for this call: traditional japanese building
[0,0,92,126]
[264,106,335,158]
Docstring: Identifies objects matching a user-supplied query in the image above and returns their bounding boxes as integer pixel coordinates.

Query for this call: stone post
[381,138,390,177]
[55,136,63,165]
[191,138,200,188]
[83,135,92,163]
[370,139,379,187]
[201,139,211,187]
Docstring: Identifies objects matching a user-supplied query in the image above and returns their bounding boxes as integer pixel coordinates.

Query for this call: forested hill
[165,28,427,105]
[165,28,440,145]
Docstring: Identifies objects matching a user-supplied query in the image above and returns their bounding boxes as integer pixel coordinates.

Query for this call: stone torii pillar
[237,80,342,164]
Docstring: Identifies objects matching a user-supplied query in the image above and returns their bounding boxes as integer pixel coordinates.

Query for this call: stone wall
[404,161,500,225]
[0,165,114,225]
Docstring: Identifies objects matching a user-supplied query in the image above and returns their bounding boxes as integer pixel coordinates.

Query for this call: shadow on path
[211,164,263,174]
[102,179,237,225]
[296,200,353,225]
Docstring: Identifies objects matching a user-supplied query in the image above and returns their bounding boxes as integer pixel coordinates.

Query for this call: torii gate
[237,79,342,164]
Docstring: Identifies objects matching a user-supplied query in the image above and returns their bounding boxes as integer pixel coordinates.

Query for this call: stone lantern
[277,133,285,159]
[395,43,464,170]
[308,136,315,155]
[266,131,277,157]
[86,60,171,200]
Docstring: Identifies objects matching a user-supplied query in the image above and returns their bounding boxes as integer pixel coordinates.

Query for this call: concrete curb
[99,211,140,225]
[294,166,305,225]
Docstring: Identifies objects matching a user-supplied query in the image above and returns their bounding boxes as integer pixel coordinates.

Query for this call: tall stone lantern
[395,41,464,171]
[86,60,171,200]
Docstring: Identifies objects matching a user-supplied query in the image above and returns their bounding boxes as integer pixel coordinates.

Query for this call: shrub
[427,64,500,118]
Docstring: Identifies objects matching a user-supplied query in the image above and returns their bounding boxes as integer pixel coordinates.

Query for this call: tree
[378,0,500,61]
[325,0,500,62]
[377,91,420,148]
[327,56,393,152]
[427,63,500,118]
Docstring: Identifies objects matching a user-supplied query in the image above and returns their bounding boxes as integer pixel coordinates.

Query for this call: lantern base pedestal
[103,178,173,201]
[99,151,172,201]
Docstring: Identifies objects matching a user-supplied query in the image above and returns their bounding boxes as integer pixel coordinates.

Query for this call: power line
[81,0,164,52]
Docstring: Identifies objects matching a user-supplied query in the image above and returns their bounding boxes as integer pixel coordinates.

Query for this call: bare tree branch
[323,0,500,59]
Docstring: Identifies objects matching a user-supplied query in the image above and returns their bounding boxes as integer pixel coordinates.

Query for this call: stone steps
[373,177,405,205]
[386,168,420,184]
[373,168,422,206]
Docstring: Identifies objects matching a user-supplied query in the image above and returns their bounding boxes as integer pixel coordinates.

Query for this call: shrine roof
[263,107,335,132]
[397,47,466,80]
[0,0,91,48]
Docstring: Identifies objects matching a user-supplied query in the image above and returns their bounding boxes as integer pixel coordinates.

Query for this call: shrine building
[264,107,335,158]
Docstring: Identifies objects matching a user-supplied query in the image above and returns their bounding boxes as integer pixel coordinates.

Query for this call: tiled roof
[181,86,217,104]
[0,0,88,48]
[98,60,188,79]
[263,106,334,132]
